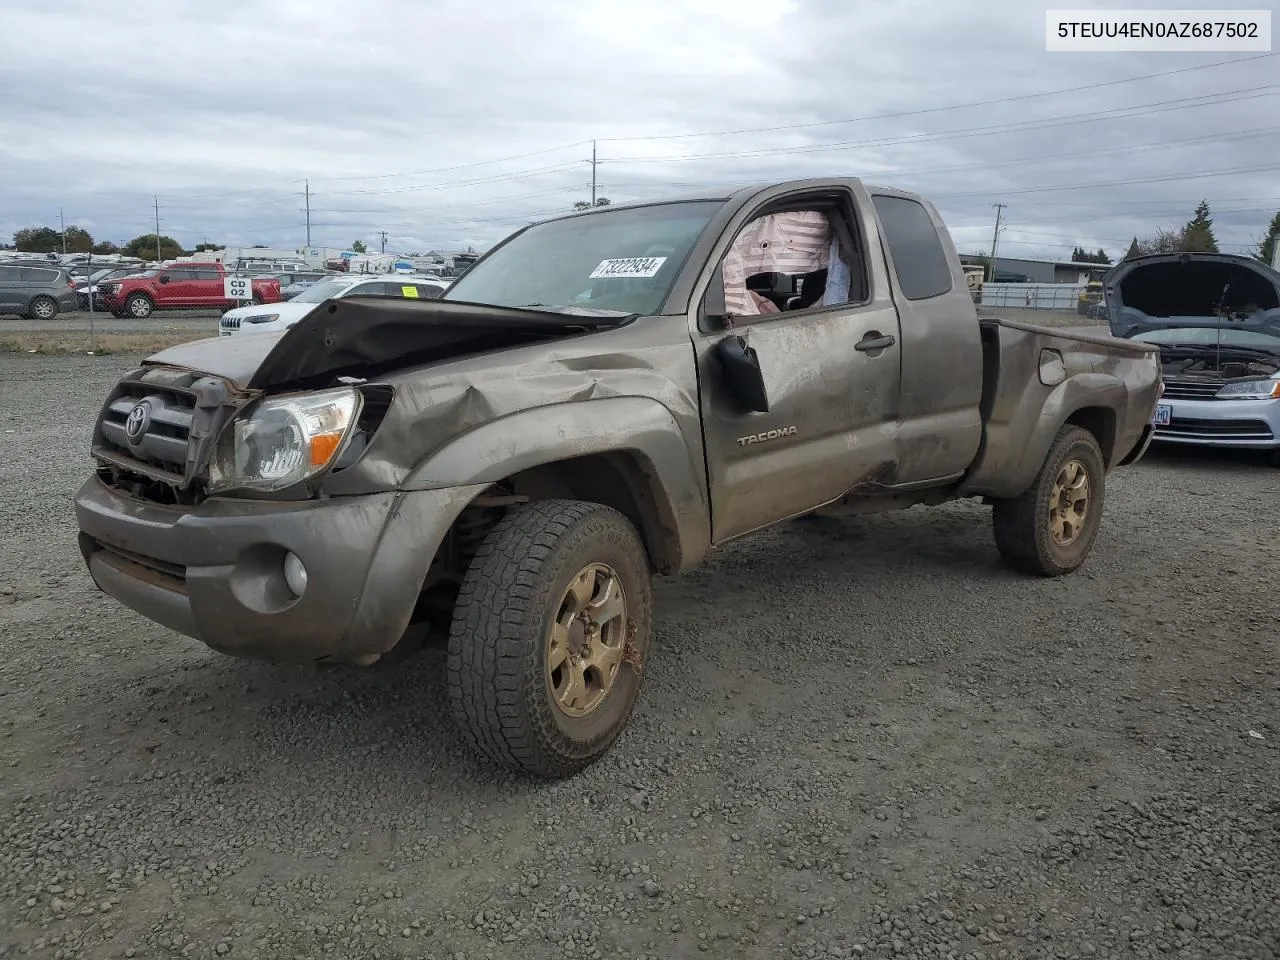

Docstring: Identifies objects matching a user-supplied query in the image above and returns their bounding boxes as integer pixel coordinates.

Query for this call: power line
[91,52,1276,201]
[934,161,1280,200]
[595,52,1278,143]
[598,86,1278,164]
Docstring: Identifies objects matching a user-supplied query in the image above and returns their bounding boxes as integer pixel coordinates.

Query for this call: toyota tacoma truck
[73,178,1162,778]
[98,261,282,319]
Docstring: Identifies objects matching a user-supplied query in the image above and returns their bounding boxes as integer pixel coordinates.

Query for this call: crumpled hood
[142,296,633,390]
[1104,252,1280,341]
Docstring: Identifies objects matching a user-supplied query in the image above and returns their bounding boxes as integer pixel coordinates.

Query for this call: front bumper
[74,475,486,663]
[1152,396,1280,450]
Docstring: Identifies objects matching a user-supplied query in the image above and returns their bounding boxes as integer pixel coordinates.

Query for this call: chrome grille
[92,366,235,494]
[220,315,241,330]
[101,392,193,470]
[1160,377,1223,401]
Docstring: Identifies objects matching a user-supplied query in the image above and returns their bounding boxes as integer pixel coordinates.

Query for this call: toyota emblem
[124,401,151,444]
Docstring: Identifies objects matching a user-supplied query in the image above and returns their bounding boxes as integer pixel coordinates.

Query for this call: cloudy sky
[2,0,1277,262]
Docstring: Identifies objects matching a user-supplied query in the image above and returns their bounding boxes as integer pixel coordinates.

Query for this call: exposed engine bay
[1159,349,1280,381]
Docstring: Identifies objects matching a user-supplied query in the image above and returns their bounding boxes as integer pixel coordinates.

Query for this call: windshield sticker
[401,285,420,298]
[589,257,667,279]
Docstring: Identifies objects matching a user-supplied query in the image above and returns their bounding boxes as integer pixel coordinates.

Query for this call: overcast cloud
[1,0,1277,261]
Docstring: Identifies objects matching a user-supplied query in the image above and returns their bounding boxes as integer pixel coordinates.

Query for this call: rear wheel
[447,499,652,778]
[992,425,1105,576]
[125,293,154,319]
[28,296,58,321]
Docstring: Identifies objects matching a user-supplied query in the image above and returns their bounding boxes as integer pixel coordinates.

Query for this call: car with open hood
[73,176,1161,778]
[1104,252,1280,463]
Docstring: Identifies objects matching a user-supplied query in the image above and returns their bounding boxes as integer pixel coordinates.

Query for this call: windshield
[1133,327,1280,352]
[443,200,724,314]
[290,277,358,303]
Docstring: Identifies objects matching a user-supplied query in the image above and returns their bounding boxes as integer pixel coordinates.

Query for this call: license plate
[1152,403,1172,426]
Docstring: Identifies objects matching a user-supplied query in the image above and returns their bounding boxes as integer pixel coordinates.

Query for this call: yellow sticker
[401,285,419,298]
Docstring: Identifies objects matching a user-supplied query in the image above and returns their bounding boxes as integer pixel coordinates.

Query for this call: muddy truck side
[73,177,1163,777]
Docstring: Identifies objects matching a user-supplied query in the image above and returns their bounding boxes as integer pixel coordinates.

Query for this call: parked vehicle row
[95,262,284,318]
[218,273,451,335]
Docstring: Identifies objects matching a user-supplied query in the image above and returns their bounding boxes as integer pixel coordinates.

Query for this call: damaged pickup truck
[74,178,1162,778]
[1104,251,1280,463]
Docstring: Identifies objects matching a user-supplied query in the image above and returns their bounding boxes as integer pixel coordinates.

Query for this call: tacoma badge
[736,425,798,447]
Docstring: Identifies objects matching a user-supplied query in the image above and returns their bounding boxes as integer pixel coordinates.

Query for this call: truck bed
[957,316,1161,499]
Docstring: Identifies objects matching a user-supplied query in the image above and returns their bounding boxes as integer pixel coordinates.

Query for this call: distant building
[959,255,1110,284]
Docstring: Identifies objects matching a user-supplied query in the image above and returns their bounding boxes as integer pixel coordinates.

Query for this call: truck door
[156,268,198,306]
[691,185,904,543]
[191,268,226,307]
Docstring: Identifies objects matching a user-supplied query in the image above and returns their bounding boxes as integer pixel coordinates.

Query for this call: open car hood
[1104,252,1280,340]
[142,297,633,391]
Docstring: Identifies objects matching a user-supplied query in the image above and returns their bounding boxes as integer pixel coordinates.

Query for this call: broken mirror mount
[702,263,770,413]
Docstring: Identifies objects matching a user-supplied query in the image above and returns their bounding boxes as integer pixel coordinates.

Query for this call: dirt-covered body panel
[73,176,1162,668]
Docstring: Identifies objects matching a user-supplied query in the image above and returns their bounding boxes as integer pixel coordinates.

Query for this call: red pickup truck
[98,262,282,319]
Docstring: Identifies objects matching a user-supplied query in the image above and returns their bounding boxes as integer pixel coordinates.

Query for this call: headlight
[208,387,362,494]
[1215,379,1280,400]
[243,313,280,325]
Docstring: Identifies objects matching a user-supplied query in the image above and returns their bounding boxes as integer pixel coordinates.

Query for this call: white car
[218,274,450,336]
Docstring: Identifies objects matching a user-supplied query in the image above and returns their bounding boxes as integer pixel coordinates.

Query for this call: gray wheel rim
[32,299,55,319]
[130,298,150,317]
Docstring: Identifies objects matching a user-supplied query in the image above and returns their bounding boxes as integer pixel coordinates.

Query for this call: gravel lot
[1,351,1277,960]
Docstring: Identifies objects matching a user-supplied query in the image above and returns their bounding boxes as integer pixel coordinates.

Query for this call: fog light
[283,551,308,597]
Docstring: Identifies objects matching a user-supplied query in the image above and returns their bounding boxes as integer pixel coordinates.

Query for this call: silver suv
[0,262,79,319]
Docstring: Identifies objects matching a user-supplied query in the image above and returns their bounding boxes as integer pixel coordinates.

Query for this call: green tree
[64,226,93,254]
[1182,199,1218,253]
[351,240,368,253]
[91,241,120,255]
[572,197,611,210]
[14,226,61,253]
[121,234,187,261]
[1255,211,1280,266]
[194,242,224,252]
[1071,246,1111,264]
[1124,237,1142,260]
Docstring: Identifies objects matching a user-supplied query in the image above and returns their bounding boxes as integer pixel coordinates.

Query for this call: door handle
[855,332,896,352]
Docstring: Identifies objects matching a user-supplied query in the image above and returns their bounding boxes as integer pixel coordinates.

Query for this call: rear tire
[124,293,154,319]
[992,425,1105,577]
[447,499,652,778]
[29,296,58,321]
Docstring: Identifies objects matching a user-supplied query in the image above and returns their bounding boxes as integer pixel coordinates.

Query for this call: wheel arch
[403,397,712,575]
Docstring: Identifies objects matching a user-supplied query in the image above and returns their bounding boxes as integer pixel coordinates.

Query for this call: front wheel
[992,425,1105,576]
[447,499,653,778]
[124,293,154,319]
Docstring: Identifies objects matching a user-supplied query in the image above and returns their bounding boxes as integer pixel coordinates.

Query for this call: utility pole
[154,196,162,262]
[379,230,388,253]
[591,140,597,207]
[988,202,1006,283]
[60,209,67,255]
[305,179,311,247]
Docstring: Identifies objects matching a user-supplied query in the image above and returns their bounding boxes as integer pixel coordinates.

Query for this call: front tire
[447,499,652,778]
[992,425,1105,577]
[124,293,154,319]
[29,296,58,320]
